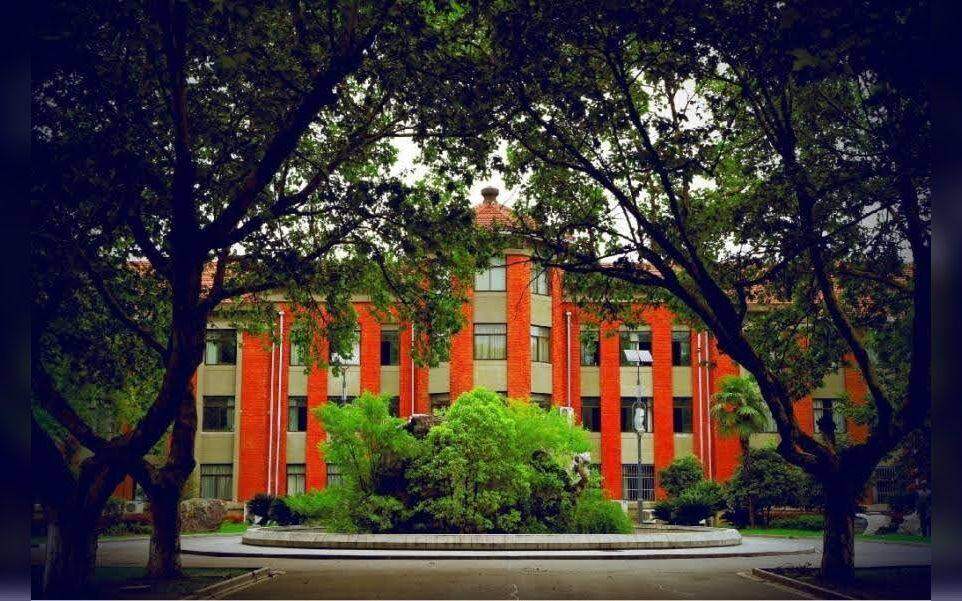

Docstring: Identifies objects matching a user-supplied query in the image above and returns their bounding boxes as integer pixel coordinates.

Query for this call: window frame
[200,464,233,500]
[473,323,507,360]
[620,396,653,433]
[620,329,652,366]
[813,397,847,435]
[204,329,237,365]
[474,256,506,291]
[326,463,343,487]
[580,328,600,366]
[531,267,550,295]
[286,463,306,495]
[380,327,400,366]
[330,329,360,366]
[580,396,601,432]
[671,330,692,367]
[673,397,693,433]
[288,395,308,432]
[530,325,551,363]
[202,395,235,432]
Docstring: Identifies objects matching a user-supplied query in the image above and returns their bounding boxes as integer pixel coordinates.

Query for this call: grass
[739,527,930,544]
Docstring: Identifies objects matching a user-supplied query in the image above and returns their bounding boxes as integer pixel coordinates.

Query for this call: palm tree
[711,375,769,527]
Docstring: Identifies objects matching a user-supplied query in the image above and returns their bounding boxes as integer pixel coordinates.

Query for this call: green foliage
[710,376,768,443]
[771,514,825,531]
[246,494,275,524]
[656,481,725,526]
[659,456,706,498]
[724,448,821,526]
[569,489,634,534]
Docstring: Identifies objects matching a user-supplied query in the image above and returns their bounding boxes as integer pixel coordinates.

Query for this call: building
[185,187,870,504]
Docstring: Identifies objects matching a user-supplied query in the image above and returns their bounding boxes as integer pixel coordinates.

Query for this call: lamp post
[623,348,653,524]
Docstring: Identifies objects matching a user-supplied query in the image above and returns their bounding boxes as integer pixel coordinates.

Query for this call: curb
[182,545,814,561]
[182,567,273,599]
[751,568,854,600]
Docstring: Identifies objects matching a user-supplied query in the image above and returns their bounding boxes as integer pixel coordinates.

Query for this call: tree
[32,1,490,593]
[417,0,929,582]
[725,447,819,527]
[711,375,768,526]
[658,455,706,498]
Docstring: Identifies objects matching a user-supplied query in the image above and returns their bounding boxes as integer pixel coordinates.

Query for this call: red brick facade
[648,308,674,499]
[505,254,532,398]
[599,320,622,499]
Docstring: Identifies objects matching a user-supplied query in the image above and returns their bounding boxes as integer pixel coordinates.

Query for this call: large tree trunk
[740,438,756,528]
[42,507,99,598]
[821,492,857,584]
[145,481,184,578]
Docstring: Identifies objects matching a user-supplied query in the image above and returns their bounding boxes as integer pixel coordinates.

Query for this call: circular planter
[241,524,742,550]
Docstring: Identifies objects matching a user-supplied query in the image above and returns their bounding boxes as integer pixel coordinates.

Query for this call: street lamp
[623,348,652,524]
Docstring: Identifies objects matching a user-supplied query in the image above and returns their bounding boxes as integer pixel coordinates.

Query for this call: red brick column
[238,331,272,500]
[709,338,741,482]
[565,305,582,421]
[415,361,430,414]
[274,309,292,496]
[357,304,381,394]
[599,320,622,499]
[649,309,674,499]
[842,355,870,443]
[506,254,531,398]
[690,330,704,467]
[399,323,415,418]
[449,289,474,402]
[305,335,328,491]
[550,269,566,406]
[795,394,815,437]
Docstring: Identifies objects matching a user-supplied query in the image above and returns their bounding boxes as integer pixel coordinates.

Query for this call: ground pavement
[30,536,931,600]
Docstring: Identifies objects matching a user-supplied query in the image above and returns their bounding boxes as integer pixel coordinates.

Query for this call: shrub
[654,481,724,525]
[246,493,275,524]
[653,499,675,522]
[658,456,705,498]
[570,489,633,534]
[770,514,824,531]
[180,498,228,532]
[267,497,300,526]
[724,447,814,525]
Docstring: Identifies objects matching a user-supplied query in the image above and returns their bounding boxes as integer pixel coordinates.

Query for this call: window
[202,396,234,432]
[205,329,236,365]
[288,396,307,432]
[622,463,655,501]
[581,397,601,432]
[813,398,847,435]
[530,325,551,363]
[474,323,507,360]
[330,330,360,366]
[581,328,600,366]
[673,397,693,433]
[531,393,552,410]
[672,330,691,366]
[381,328,400,366]
[872,465,899,505]
[531,267,550,295]
[290,341,306,367]
[475,256,506,291]
[326,463,343,487]
[286,464,306,495]
[200,464,233,500]
[430,393,450,413]
[620,330,652,365]
[331,394,356,407]
[620,397,652,432]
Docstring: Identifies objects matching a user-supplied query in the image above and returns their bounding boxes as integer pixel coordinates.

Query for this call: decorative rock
[180,498,228,533]
[897,512,921,536]
[860,513,891,536]
[854,514,868,534]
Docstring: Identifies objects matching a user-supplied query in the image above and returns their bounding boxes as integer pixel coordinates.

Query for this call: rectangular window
[531,393,552,410]
[290,341,306,367]
[286,464,306,495]
[202,396,235,432]
[326,463,343,487]
[813,398,847,435]
[288,396,307,432]
[475,256,506,291]
[620,397,652,433]
[622,463,655,502]
[673,397,693,433]
[430,393,450,413]
[380,328,400,366]
[330,330,360,366]
[620,330,652,365]
[872,465,899,505]
[581,328,600,366]
[672,330,691,366]
[581,397,601,432]
[331,394,356,407]
[474,323,507,360]
[531,267,550,295]
[205,329,237,365]
[530,325,551,363]
[200,464,233,500]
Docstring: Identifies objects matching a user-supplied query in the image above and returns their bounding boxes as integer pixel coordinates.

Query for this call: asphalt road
[30,536,931,600]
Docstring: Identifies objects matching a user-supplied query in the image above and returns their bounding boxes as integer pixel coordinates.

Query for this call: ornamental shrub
[653,499,675,522]
[671,481,725,525]
[658,455,705,497]
[267,497,300,526]
[724,447,816,525]
[246,493,275,524]
[569,489,634,534]
[770,514,825,531]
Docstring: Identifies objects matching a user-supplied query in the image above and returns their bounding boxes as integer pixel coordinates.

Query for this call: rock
[180,498,228,533]
[860,513,891,536]
[897,512,921,536]
[854,514,868,534]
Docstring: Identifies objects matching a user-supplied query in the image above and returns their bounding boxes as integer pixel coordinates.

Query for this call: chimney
[481,186,499,205]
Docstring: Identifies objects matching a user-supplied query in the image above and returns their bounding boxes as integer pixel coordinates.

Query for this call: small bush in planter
[671,481,724,526]
[268,497,301,526]
[658,456,705,498]
[653,499,675,522]
[570,489,633,534]
[770,514,824,531]
[246,493,275,524]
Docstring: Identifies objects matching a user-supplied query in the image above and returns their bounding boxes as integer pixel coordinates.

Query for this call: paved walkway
[30,537,931,600]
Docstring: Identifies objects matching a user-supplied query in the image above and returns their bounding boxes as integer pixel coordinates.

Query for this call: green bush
[246,493,275,524]
[770,514,824,531]
[653,499,675,522]
[724,447,816,525]
[268,497,300,526]
[570,489,633,534]
[658,456,705,497]
[672,481,724,525]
